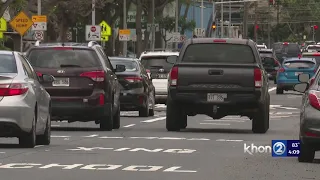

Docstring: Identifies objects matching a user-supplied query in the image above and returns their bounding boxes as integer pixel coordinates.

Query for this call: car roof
[0,50,14,55]
[258,49,272,52]
[185,38,253,45]
[28,41,101,50]
[140,51,179,57]
[109,57,138,61]
[284,57,316,62]
[302,52,320,55]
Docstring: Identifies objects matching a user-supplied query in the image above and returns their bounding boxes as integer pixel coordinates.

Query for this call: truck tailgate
[177,63,257,92]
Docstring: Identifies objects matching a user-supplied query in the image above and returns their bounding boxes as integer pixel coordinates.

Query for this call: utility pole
[254,1,257,42]
[201,0,203,29]
[267,5,271,48]
[123,0,127,56]
[221,0,224,38]
[37,0,41,15]
[228,2,231,37]
[151,0,155,51]
[243,2,248,39]
[92,0,95,25]
[175,0,179,48]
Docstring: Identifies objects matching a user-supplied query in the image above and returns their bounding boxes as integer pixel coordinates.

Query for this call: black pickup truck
[165,38,270,133]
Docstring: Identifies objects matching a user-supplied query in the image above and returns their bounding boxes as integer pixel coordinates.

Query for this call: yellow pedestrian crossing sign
[101,35,108,41]
[0,17,7,31]
[0,32,3,39]
[100,20,111,36]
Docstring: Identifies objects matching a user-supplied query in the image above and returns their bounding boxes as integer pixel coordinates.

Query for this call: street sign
[180,35,187,42]
[0,17,7,31]
[66,31,72,41]
[34,30,44,40]
[85,25,101,41]
[194,28,205,37]
[9,11,33,36]
[100,20,111,36]
[119,29,130,41]
[32,15,47,31]
[170,32,181,43]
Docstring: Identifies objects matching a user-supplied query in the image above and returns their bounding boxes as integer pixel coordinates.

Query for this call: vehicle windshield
[140,56,174,71]
[27,48,100,68]
[283,60,315,69]
[274,43,300,54]
[182,44,255,63]
[0,54,17,73]
[110,59,138,72]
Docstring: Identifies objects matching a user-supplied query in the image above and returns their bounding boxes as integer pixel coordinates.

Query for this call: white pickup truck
[139,51,179,104]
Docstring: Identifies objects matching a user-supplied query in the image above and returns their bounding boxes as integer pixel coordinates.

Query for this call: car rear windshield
[262,57,277,66]
[27,48,100,68]
[302,55,320,65]
[140,56,174,71]
[283,61,315,69]
[274,44,300,54]
[110,60,138,72]
[182,44,255,63]
[0,54,17,73]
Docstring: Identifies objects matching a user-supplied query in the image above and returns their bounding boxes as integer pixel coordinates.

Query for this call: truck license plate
[158,74,167,79]
[207,93,227,102]
[52,78,69,86]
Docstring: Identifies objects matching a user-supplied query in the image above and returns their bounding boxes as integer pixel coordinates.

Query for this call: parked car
[0,50,53,148]
[276,57,317,94]
[109,57,155,117]
[165,38,270,133]
[25,41,124,131]
[293,73,320,162]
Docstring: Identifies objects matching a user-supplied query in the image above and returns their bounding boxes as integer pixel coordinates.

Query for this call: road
[0,83,319,180]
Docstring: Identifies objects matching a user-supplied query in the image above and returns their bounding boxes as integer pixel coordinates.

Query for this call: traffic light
[269,0,275,5]
[314,25,318,30]
[255,25,259,30]
[212,22,216,30]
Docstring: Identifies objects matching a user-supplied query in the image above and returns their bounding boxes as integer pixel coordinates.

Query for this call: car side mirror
[294,83,308,93]
[166,55,178,64]
[42,74,55,83]
[298,73,310,83]
[115,64,126,72]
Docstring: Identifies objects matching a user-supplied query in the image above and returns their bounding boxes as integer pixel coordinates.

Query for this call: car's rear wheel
[276,87,283,94]
[166,95,187,131]
[252,95,269,134]
[113,102,120,129]
[37,114,51,145]
[19,114,36,148]
[139,95,149,117]
[100,103,113,131]
[298,142,315,163]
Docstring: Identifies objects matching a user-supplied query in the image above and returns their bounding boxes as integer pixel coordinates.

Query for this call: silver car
[0,50,53,148]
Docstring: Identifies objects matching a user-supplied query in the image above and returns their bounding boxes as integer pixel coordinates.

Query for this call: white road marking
[203,120,245,122]
[51,135,71,138]
[0,152,5,154]
[0,163,197,172]
[51,125,60,127]
[123,124,135,128]
[187,138,210,141]
[268,87,276,92]
[158,137,185,140]
[141,117,166,123]
[200,123,231,125]
[35,145,44,148]
[83,134,99,138]
[216,139,243,142]
[99,136,124,139]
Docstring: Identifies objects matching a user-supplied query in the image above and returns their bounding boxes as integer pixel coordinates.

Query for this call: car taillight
[36,72,42,76]
[254,68,262,88]
[99,94,104,105]
[125,76,143,83]
[310,78,315,85]
[312,53,320,56]
[298,54,301,58]
[213,39,226,43]
[169,66,178,86]
[308,90,320,110]
[80,71,105,82]
[283,42,289,45]
[278,68,285,72]
[0,83,29,96]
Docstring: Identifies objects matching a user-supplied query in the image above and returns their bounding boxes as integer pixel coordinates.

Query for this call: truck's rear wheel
[252,97,269,134]
[298,142,315,163]
[166,96,186,131]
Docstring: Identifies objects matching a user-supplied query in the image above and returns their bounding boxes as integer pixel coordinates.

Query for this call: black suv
[25,41,124,131]
[273,42,301,63]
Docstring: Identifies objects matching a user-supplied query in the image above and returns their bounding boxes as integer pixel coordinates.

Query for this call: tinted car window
[140,56,174,71]
[283,61,315,69]
[262,57,276,66]
[0,54,17,73]
[27,48,100,68]
[182,44,255,63]
[110,60,138,72]
[302,55,320,65]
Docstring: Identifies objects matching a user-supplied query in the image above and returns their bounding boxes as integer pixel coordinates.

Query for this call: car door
[18,54,46,131]
[95,47,120,109]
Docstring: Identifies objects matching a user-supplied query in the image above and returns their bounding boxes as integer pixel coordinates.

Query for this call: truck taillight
[0,83,29,96]
[254,68,262,88]
[80,71,105,82]
[309,90,320,110]
[169,66,178,86]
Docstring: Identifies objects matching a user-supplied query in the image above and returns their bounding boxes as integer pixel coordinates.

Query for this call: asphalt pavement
[0,83,319,180]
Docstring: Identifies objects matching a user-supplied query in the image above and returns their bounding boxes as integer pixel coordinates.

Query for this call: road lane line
[141,117,166,123]
[203,120,245,122]
[216,139,243,142]
[0,152,5,154]
[200,123,231,125]
[35,145,44,148]
[51,135,71,138]
[123,124,135,128]
[83,134,99,138]
[99,136,124,139]
[268,87,276,92]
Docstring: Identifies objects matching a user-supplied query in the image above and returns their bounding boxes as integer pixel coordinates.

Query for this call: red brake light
[36,72,42,76]
[213,39,226,43]
[278,68,285,72]
[283,42,289,45]
[305,131,319,137]
[254,68,262,88]
[53,47,73,50]
[298,54,301,58]
[312,53,320,56]
[80,71,105,82]
[169,66,178,86]
[124,76,143,83]
[99,94,105,105]
[308,90,320,110]
[0,83,29,96]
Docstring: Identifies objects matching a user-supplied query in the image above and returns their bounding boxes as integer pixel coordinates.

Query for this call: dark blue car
[276,57,317,94]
